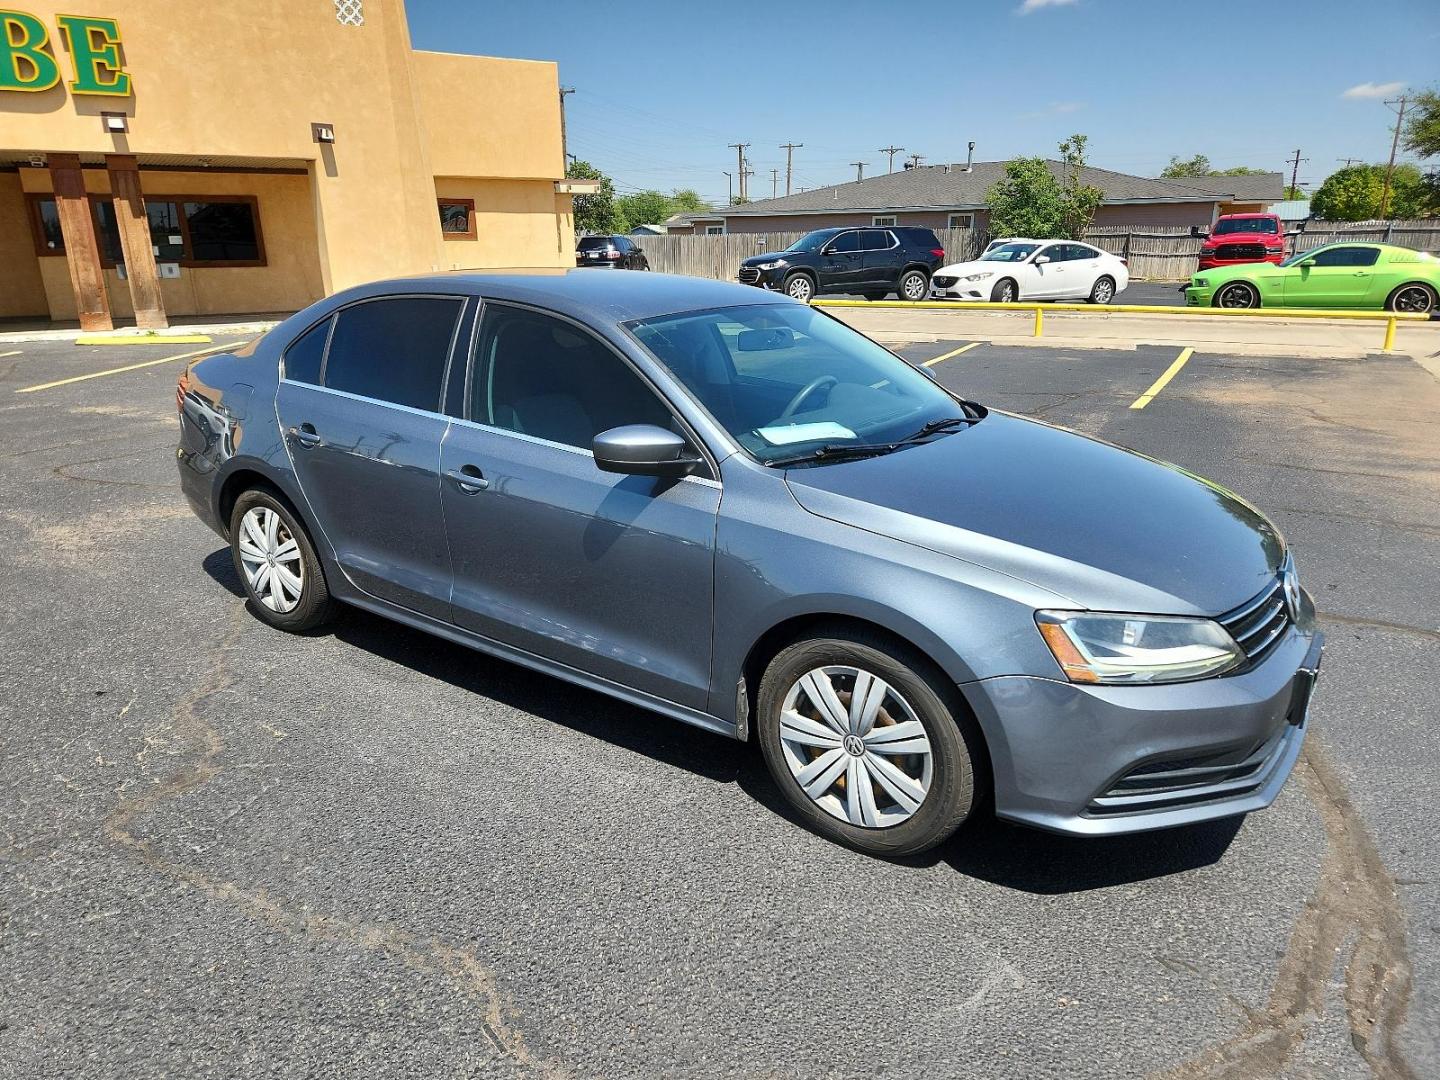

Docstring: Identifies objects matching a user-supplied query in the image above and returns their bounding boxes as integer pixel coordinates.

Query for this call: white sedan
[932,239,1129,304]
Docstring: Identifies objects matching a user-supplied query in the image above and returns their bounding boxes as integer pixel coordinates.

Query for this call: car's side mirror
[593,424,701,477]
[1033,254,1050,265]
[1190,225,1210,240]
[820,246,835,256]
[1298,258,1316,268]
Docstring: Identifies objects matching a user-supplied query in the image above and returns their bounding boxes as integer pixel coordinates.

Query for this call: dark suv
[576,235,649,270]
[737,226,945,302]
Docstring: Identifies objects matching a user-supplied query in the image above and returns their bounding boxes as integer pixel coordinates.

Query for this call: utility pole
[1337,157,1363,167]
[878,146,904,173]
[780,141,803,195]
[723,171,733,204]
[770,168,779,198]
[1285,148,1308,198]
[1379,93,1409,219]
[850,160,867,182]
[559,87,575,165]
[905,153,925,170]
[728,142,750,201]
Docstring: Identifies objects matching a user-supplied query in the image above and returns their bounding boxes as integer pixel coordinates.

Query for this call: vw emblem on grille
[1281,558,1302,623]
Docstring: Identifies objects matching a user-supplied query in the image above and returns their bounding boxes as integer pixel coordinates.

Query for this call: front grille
[738,267,761,284]
[932,275,957,288]
[1215,243,1267,260]
[1219,575,1292,669]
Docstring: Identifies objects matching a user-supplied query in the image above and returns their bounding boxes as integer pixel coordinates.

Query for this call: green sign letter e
[0,10,61,91]
[56,14,130,95]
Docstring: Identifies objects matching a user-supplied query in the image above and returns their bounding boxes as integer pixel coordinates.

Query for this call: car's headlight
[1036,611,1243,684]
[962,271,995,282]
[755,259,786,271]
[1193,277,1209,287]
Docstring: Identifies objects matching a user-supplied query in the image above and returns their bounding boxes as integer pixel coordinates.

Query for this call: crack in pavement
[1152,742,1415,1080]
[104,603,566,1078]
[1317,611,1440,645]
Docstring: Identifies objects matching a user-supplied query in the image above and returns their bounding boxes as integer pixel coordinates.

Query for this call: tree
[987,137,1104,240]
[1402,89,1440,159]
[1310,163,1432,220]
[1161,154,1212,178]
[566,159,621,234]
[615,189,674,230]
[1057,134,1104,239]
[1284,185,1306,200]
[669,188,707,214]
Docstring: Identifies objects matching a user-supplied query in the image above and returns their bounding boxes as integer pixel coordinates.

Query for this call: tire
[864,291,890,301]
[782,272,816,302]
[1213,281,1260,309]
[990,278,1017,303]
[1088,275,1116,304]
[230,488,335,632]
[898,269,929,302]
[1386,282,1436,314]
[756,629,982,858]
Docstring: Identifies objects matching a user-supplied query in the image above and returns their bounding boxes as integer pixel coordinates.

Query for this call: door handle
[288,423,322,449]
[446,465,489,494]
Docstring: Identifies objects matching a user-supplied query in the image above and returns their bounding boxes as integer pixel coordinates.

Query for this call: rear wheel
[1386,282,1436,314]
[783,272,816,302]
[990,278,1017,303]
[898,269,929,302]
[1214,281,1260,309]
[757,630,981,858]
[230,489,335,632]
[1088,275,1116,304]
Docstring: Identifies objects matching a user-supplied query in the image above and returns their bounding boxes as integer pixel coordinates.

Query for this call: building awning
[0,150,310,172]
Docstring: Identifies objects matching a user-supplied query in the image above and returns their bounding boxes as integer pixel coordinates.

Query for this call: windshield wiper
[766,441,905,467]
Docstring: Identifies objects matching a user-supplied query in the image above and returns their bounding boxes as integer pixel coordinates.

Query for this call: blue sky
[406,0,1440,205]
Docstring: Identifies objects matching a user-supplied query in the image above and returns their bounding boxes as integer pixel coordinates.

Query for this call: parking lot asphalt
[2,331,1437,1079]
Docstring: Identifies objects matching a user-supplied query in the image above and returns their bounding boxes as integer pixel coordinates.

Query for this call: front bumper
[962,627,1322,836]
[932,280,992,300]
[1184,285,1214,307]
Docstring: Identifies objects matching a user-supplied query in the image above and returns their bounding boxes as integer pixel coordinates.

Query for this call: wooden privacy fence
[624,220,1439,283]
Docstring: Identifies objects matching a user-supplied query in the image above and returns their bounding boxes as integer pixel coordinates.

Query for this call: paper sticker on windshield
[756,422,856,446]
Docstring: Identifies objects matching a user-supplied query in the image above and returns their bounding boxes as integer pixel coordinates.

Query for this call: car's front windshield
[629,304,972,465]
[980,243,1040,263]
[1214,217,1278,235]
[784,230,838,254]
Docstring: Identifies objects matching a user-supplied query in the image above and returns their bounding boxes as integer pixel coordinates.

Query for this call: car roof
[325,269,797,325]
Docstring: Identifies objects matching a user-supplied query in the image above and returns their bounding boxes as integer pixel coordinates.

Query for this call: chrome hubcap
[778,665,933,828]
[238,506,303,613]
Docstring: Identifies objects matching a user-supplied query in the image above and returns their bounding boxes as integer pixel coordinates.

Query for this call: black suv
[576,235,650,270]
[737,226,945,302]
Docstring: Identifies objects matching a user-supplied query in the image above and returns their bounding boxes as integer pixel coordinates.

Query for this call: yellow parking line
[1129,347,1195,410]
[15,342,244,395]
[923,341,982,367]
[0,350,20,358]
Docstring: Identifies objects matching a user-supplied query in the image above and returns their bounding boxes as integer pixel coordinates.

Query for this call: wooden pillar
[105,155,168,330]
[47,153,112,332]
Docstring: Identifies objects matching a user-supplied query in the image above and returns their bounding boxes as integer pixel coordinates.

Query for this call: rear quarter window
[282,318,330,385]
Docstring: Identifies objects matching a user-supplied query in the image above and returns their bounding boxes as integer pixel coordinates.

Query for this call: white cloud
[1018,0,1078,12]
[1342,81,1404,99]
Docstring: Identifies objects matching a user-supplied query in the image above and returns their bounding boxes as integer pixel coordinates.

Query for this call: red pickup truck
[1191,213,1288,271]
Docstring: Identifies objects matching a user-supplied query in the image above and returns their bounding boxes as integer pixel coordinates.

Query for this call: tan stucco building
[0,0,586,329]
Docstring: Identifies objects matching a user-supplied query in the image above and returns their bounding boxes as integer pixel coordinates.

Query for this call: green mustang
[1185,242,1439,313]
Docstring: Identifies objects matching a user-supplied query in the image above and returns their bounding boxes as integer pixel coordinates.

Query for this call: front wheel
[1386,282,1436,314]
[1214,282,1260,309]
[230,489,335,632]
[757,630,982,858]
[898,269,929,301]
[782,272,816,302]
[990,278,1017,303]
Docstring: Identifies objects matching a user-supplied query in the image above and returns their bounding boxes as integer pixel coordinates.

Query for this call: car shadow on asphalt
[202,547,1247,894]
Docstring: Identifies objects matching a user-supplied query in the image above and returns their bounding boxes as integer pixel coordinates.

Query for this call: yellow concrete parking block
[75,334,212,346]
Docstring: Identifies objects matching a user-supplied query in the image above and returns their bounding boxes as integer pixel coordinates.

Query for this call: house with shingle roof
[664,161,1282,235]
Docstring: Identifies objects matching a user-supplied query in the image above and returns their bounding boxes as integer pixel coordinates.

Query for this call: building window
[948,213,974,229]
[871,215,897,227]
[27,193,265,268]
[438,198,476,240]
[704,224,724,235]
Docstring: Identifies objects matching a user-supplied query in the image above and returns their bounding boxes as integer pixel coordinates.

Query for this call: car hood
[1203,232,1282,246]
[935,259,1003,277]
[741,251,798,267]
[783,412,1283,615]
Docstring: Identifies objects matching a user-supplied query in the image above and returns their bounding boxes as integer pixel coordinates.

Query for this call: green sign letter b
[0,10,61,92]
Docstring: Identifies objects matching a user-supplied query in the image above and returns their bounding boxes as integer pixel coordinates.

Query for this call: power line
[878,146,904,173]
[779,141,803,196]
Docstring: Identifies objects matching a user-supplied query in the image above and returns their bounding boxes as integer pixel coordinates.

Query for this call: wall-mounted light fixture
[311,122,336,144]
[101,111,129,134]
[27,154,46,168]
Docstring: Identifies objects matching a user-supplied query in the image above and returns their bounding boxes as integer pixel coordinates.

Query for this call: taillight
[176,370,189,412]
[1119,257,1129,268]
[930,248,945,259]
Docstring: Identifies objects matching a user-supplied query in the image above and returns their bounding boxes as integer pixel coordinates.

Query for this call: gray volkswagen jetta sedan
[176,270,1322,857]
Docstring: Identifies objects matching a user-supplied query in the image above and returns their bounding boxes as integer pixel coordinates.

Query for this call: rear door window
[323,296,464,411]
[858,229,892,251]
[282,318,330,385]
